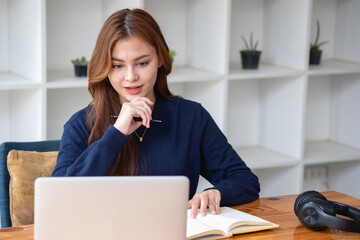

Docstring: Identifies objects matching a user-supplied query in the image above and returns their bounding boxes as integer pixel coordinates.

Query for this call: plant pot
[309,50,322,65]
[240,51,261,69]
[73,65,88,77]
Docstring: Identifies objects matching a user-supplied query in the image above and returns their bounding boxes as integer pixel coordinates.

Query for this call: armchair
[0,140,60,228]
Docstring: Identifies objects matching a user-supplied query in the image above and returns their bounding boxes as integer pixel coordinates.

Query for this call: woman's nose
[125,67,138,81]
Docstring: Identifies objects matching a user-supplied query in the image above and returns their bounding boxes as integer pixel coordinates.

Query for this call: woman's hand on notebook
[188,189,221,218]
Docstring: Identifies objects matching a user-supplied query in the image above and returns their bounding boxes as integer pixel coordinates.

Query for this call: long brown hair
[86,8,175,176]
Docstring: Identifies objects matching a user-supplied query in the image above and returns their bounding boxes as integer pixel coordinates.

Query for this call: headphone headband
[330,201,360,221]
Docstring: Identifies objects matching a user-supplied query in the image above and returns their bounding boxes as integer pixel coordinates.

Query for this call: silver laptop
[34,176,189,240]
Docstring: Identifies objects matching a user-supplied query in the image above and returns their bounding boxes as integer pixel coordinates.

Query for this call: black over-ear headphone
[294,191,360,232]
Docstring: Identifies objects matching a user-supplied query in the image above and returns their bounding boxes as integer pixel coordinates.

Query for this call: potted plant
[71,56,89,77]
[240,32,261,69]
[169,49,176,63]
[309,20,328,65]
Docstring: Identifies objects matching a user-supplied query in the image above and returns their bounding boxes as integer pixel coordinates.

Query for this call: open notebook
[187,207,279,239]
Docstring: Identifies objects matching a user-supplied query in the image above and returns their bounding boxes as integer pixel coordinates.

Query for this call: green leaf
[242,32,259,51]
[241,35,250,51]
[250,32,253,50]
[317,41,329,48]
[310,19,328,50]
[253,41,259,51]
[169,49,176,59]
[314,19,320,46]
[71,56,89,66]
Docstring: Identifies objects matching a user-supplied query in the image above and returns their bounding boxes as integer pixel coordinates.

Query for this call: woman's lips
[125,86,142,95]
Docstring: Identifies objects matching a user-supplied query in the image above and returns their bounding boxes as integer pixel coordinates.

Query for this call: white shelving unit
[0,0,44,142]
[1,0,360,198]
[303,0,360,198]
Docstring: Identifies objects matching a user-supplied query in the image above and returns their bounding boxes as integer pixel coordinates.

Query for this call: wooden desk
[1,191,359,239]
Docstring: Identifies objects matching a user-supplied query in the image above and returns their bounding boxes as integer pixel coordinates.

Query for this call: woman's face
[108,36,161,104]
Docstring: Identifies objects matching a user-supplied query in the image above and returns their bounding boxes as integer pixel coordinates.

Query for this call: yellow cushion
[7,150,58,226]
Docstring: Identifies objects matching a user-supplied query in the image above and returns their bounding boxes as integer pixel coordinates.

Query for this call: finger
[190,198,200,218]
[208,190,221,214]
[142,102,153,121]
[131,100,152,118]
[132,96,154,107]
[208,191,216,215]
[133,106,150,127]
[132,103,152,127]
[144,98,154,106]
[200,193,208,217]
[141,104,152,128]
[215,190,221,214]
[137,109,149,128]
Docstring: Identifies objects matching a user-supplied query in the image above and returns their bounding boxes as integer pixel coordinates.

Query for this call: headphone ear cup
[294,191,328,217]
[298,198,336,231]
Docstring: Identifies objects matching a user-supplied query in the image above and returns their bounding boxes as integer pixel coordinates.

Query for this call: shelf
[46,66,223,89]
[0,72,40,90]
[308,59,360,76]
[229,1,309,71]
[46,70,88,89]
[228,63,303,80]
[304,140,360,165]
[235,146,299,170]
[0,0,359,199]
[168,66,223,83]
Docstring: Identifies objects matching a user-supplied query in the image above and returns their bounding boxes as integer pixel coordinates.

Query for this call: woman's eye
[112,65,123,69]
[138,61,149,67]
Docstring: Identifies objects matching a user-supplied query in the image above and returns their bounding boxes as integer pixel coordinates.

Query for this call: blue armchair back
[0,140,60,228]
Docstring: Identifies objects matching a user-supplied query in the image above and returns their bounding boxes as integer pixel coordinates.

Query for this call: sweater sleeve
[199,106,260,206]
[51,114,128,176]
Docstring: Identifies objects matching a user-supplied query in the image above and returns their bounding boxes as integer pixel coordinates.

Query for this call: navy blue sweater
[52,96,260,206]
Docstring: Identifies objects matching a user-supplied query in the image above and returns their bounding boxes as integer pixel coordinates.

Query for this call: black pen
[110,115,162,123]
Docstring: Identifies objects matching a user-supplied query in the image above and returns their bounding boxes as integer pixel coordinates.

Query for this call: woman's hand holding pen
[113,97,154,135]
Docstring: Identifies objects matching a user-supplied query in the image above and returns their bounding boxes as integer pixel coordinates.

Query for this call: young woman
[52,8,260,218]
